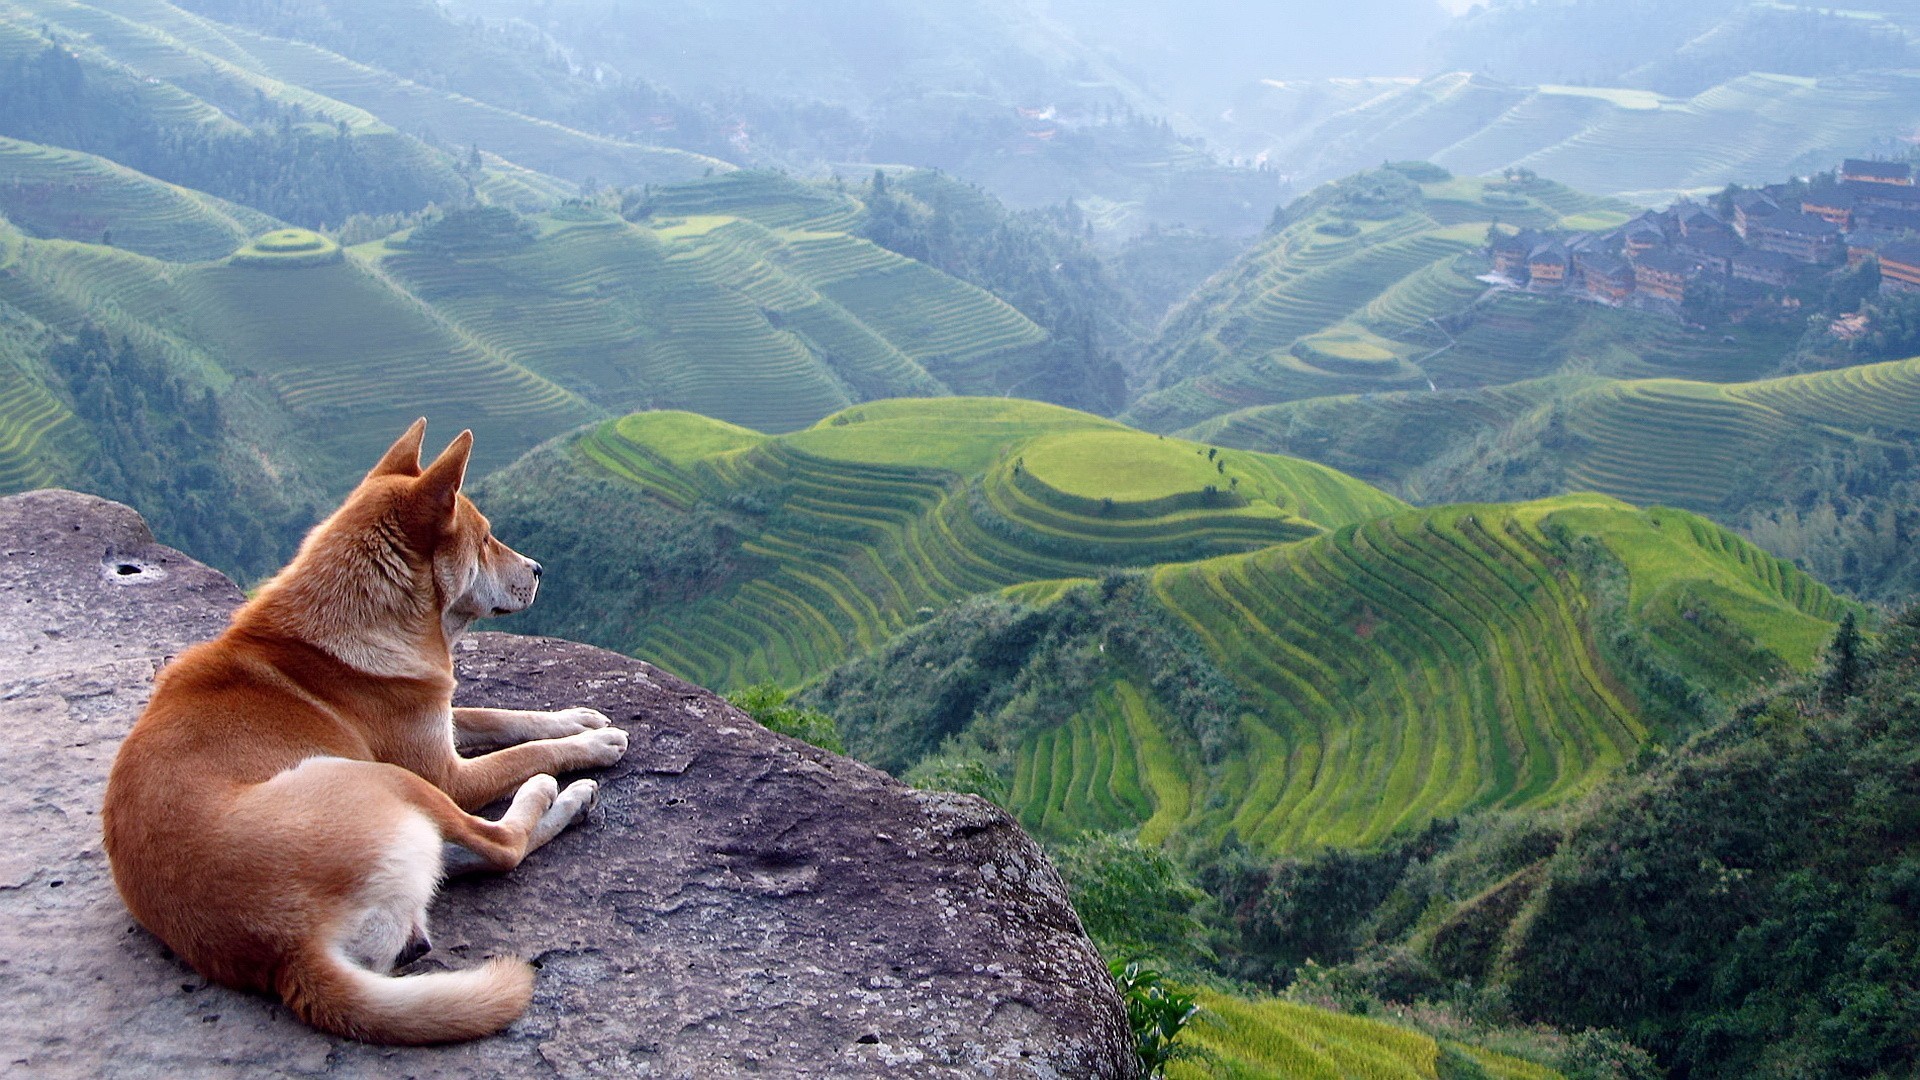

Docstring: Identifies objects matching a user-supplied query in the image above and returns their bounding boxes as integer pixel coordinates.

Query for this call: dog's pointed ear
[367,418,428,479]
[416,429,474,516]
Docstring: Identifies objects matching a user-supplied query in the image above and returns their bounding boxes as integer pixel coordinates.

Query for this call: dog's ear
[367,418,428,479]
[416,429,474,517]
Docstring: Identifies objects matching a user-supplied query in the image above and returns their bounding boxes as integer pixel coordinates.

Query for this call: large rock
[0,490,1136,1078]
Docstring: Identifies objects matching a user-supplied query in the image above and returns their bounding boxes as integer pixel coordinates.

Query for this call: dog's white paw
[553,778,599,820]
[524,778,599,851]
[565,726,629,768]
[516,772,560,809]
[545,706,611,735]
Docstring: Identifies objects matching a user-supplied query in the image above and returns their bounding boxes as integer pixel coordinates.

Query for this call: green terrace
[1168,989,1563,1080]
[375,198,1048,433]
[1127,167,1640,433]
[568,399,1403,688]
[1186,353,1920,514]
[0,137,277,262]
[1002,497,1846,852]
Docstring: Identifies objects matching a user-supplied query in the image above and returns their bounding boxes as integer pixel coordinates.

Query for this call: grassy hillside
[1229,70,1920,203]
[0,219,595,476]
[0,136,279,260]
[479,398,1404,689]
[3,0,722,191]
[811,495,1851,853]
[1123,165,1713,434]
[374,186,1059,432]
[1169,990,1563,1080]
[1188,353,1920,513]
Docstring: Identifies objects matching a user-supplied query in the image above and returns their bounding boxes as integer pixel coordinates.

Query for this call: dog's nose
[530,561,543,579]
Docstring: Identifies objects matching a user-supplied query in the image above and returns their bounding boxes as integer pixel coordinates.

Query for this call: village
[1488,158,1920,318]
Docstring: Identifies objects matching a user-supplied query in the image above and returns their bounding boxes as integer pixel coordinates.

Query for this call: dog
[102,419,628,1044]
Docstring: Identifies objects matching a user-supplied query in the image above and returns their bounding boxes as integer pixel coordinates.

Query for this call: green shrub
[1057,832,1206,961]
[1110,959,1199,1077]
[902,756,1010,805]
[724,683,845,753]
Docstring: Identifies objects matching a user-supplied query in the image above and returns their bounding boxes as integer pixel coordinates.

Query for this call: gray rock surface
[0,489,1136,1079]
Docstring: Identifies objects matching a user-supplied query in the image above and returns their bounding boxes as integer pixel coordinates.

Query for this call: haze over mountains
[6,0,1920,1075]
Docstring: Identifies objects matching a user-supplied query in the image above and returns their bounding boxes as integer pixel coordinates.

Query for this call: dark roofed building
[1802,189,1855,228]
[1634,250,1701,303]
[1856,204,1920,235]
[1574,250,1634,304]
[1879,241,1920,293]
[1744,211,1844,264]
[1676,230,1746,275]
[1731,249,1801,289]
[1528,240,1570,290]
[1843,159,1913,186]
[1847,181,1920,212]
[1732,191,1781,239]
[1489,228,1541,279]
[1846,228,1900,267]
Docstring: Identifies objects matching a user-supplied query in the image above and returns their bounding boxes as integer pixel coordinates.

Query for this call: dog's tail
[278,943,534,1045]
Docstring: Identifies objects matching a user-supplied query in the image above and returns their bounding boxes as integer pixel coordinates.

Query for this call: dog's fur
[101,420,628,1044]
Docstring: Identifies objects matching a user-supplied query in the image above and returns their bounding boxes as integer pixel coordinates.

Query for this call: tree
[1819,610,1866,707]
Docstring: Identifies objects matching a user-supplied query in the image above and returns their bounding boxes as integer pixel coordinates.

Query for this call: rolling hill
[1117,164,1795,434]
[0,0,725,192]
[480,397,1403,689]
[0,153,1134,529]
[476,398,1850,854]
[374,176,1058,432]
[1220,69,1920,204]
[0,136,278,260]
[1188,353,1920,514]
[926,496,1842,853]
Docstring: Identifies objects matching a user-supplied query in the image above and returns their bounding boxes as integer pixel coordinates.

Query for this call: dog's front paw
[547,706,611,735]
[564,726,629,769]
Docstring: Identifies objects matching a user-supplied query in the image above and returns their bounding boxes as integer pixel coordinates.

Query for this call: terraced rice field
[0,230,595,476]
[13,0,725,189]
[0,138,275,261]
[1555,355,1920,511]
[1126,496,1843,850]
[1128,171,1631,432]
[1168,991,1563,1080]
[576,399,1403,688]
[0,355,78,491]
[380,191,1048,433]
[1010,681,1191,843]
[1181,380,1566,494]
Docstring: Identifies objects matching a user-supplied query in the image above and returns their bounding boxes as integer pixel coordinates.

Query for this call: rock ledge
[0,490,1135,1079]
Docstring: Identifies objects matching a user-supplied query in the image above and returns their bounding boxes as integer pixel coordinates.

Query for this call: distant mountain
[1215,70,1920,202]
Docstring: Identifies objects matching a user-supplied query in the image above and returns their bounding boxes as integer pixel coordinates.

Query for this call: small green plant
[1109,959,1197,1077]
[902,755,1010,805]
[725,683,845,753]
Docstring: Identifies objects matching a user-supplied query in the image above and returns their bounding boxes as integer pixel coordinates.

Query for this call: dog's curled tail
[279,944,534,1044]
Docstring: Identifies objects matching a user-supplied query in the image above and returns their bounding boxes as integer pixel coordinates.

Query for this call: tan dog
[102,420,628,1044]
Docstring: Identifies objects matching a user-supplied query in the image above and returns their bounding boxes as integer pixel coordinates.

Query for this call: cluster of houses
[1488,158,1920,314]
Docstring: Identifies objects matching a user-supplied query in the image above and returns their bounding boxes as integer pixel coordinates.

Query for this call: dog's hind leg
[439,727,627,810]
[442,777,600,877]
